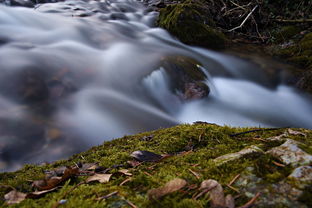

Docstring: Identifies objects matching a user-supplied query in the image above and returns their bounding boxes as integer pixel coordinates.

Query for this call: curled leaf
[130,150,163,162]
[4,190,27,205]
[27,187,60,199]
[118,169,132,176]
[148,178,187,200]
[33,167,79,190]
[86,173,112,183]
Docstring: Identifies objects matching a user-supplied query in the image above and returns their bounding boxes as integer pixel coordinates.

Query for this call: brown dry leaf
[86,173,112,183]
[4,190,27,205]
[288,129,306,137]
[33,167,79,190]
[147,178,187,200]
[27,187,60,199]
[80,163,99,171]
[200,179,226,208]
[118,169,132,176]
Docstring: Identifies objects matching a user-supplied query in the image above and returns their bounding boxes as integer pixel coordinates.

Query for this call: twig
[239,192,261,208]
[228,174,240,186]
[120,178,132,186]
[97,191,118,200]
[229,127,288,137]
[188,169,201,179]
[272,161,285,167]
[226,184,240,193]
[229,5,258,32]
[272,19,312,23]
[125,200,138,208]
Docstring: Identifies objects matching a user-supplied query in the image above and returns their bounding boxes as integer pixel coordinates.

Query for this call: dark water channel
[0,0,311,171]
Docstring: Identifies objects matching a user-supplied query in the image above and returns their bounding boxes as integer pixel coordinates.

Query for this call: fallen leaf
[86,173,112,183]
[200,179,226,208]
[118,169,132,176]
[80,163,99,171]
[288,129,306,137]
[148,178,187,200]
[4,190,27,205]
[33,167,79,190]
[130,150,163,162]
[27,187,60,199]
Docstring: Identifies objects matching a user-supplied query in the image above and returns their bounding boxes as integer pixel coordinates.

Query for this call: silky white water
[0,0,311,171]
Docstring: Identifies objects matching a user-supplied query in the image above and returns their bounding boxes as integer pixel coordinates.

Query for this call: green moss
[298,185,312,207]
[273,26,301,43]
[0,124,311,207]
[254,154,292,183]
[157,1,226,49]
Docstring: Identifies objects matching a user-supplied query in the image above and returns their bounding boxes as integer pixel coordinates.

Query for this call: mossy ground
[1,124,311,207]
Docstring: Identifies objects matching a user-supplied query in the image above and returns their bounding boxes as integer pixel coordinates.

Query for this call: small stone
[267,139,312,166]
[288,166,312,183]
[59,199,67,204]
[213,145,263,165]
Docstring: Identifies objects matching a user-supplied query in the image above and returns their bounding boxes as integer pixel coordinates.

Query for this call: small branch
[229,5,258,32]
[239,192,261,208]
[272,18,312,23]
[228,174,240,186]
[229,127,288,137]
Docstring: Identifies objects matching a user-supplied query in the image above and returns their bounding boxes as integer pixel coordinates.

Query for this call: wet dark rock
[161,56,210,100]
[10,0,35,7]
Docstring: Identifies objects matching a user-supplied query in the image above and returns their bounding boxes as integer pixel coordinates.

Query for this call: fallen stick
[229,127,288,137]
[272,18,312,23]
[239,192,261,208]
[229,5,258,32]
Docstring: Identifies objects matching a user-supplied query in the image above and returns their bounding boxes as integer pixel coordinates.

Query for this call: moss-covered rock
[157,0,226,49]
[1,124,312,207]
[272,32,312,93]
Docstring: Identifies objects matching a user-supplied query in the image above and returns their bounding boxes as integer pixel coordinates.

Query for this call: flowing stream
[0,0,312,171]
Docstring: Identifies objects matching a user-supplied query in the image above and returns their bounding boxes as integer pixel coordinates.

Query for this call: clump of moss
[272,26,301,43]
[157,0,226,49]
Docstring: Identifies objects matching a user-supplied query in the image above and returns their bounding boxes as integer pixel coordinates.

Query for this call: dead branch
[272,18,312,23]
[229,5,258,32]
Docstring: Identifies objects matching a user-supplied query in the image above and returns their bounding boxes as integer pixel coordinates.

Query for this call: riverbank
[1,123,312,207]
[152,0,312,93]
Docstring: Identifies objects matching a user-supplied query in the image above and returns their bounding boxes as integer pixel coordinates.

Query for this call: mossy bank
[1,123,312,207]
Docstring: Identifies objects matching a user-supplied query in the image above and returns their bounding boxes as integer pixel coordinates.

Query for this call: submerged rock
[160,56,210,100]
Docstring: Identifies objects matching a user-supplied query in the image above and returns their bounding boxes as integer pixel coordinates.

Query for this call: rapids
[0,0,311,171]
